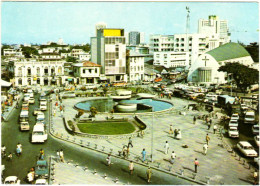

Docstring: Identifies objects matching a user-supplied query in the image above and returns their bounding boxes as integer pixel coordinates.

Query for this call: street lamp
[228,73,233,96]
[151,107,154,162]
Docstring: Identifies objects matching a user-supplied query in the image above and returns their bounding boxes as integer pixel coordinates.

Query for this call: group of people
[56,149,64,162]
[168,125,182,139]
[1,143,23,161]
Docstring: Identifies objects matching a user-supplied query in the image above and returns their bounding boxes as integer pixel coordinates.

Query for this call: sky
[1,1,259,45]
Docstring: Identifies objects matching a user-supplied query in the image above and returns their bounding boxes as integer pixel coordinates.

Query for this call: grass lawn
[77,121,136,135]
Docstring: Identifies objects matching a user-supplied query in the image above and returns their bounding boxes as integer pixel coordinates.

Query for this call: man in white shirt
[164,141,169,154]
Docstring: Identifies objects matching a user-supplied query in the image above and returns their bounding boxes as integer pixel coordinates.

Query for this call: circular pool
[75,98,173,113]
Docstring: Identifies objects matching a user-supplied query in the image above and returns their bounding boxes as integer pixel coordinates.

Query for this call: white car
[228,119,239,127]
[228,127,239,138]
[20,121,30,131]
[31,124,48,143]
[237,141,258,157]
[252,125,259,135]
[231,113,239,120]
[254,135,259,146]
[28,97,35,104]
[4,176,21,184]
[244,111,255,124]
[37,112,45,121]
[240,104,248,110]
[35,179,47,185]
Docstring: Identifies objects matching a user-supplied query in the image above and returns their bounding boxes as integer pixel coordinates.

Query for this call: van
[20,110,29,122]
[31,124,48,143]
[244,111,255,124]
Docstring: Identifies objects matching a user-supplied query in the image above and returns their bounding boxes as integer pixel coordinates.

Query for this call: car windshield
[5,181,16,184]
[33,132,44,135]
[229,129,237,132]
[244,146,254,149]
[230,121,237,124]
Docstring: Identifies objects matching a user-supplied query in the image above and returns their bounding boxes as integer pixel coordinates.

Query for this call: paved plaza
[49,93,255,185]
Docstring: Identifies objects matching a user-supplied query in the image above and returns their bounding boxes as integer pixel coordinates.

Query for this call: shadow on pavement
[194,150,204,155]
[238,177,254,184]
[182,166,194,173]
[156,149,165,154]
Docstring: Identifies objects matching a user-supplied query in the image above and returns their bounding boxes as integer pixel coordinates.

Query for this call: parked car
[27,89,34,98]
[228,119,239,127]
[20,121,30,131]
[33,108,42,116]
[4,176,21,184]
[36,112,45,121]
[254,135,259,146]
[23,93,31,102]
[20,110,29,122]
[252,125,259,135]
[31,124,48,143]
[28,97,35,104]
[240,104,248,111]
[35,160,49,179]
[35,179,47,185]
[231,113,239,121]
[254,157,259,166]
[244,111,255,124]
[228,127,239,138]
[237,141,258,157]
[40,100,47,111]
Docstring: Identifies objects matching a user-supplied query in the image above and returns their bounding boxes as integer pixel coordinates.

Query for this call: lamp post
[151,107,154,162]
[228,73,233,96]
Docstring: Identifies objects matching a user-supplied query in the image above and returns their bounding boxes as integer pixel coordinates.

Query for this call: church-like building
[187,42,254,85]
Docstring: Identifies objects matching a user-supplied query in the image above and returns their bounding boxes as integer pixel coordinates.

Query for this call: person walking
[170,151,176,164]
[253,169,258,185]
[141,148,146,162]
[56,150,60,162]
[1,145,6,157]
[174,129,178,138]
[206,134,210,146]
[39,149,44,160]
[59,149,64,162]
[203,143,208,155]
[146,167,152,183]
[122,146,127,159]
[207,122,211,130]
[128,137,133,148]
[27,171,34,184]
[106,154,111,166]
[176,129,182,140]
[129,161,134,175]
[164,141,169,154]
[61,109,64,117]
[193,116,196,124]
[126,146,130,159]
[213,124,217,134]
[169,125,173,135]
[194,158,199,173]
[16,143,22,157]
[8,152,12,161]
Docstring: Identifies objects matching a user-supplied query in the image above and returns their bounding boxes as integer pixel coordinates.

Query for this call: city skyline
[1,1,259,45]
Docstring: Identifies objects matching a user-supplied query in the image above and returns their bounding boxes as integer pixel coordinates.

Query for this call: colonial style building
[126,50,145,82]
[187,42,254,85]
[13,59,65,86]
[72,61,101,84]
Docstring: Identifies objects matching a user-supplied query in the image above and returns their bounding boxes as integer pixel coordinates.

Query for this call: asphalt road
[1,92,193,185]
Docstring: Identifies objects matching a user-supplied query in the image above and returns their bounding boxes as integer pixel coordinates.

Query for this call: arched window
[18,67,22,76]
[51,67,55,75]
[27,67,31,76]
[18,78,22,85]
[44,67,48,75]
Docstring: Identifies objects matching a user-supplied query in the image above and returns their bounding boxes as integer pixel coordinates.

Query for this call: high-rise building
[198,15,230,44]
[91,27,127,82]
[140,32,145,44]
[129,31,140,45]
[149,35,175,53]
[95,22,107,36]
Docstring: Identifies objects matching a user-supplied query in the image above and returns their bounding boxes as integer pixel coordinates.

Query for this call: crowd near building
[1,15,258,87]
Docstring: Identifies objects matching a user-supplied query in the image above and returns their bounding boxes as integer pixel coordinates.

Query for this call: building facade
[72,61,101,84]
[153,51,189,68]
[14,60,65,86]
[129,31,140,45]
[91,28,127,82]
[149,35,174,53]
[126,50,145,82]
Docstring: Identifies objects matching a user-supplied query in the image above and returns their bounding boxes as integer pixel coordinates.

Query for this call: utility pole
[186,6,191,67]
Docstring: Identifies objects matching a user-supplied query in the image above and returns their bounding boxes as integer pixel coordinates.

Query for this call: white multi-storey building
[198,15,230,44]
[79,53,91,61]
[154,51,189,68]
[91,28,127,82]
[149,35,174,53]
[126,50,145,82]
[72,61,101,84]
[140,32,145,44]
[13,60,65,86]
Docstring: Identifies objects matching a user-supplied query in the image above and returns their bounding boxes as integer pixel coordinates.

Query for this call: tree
[21,46,39,58]
[218,62,259,93]
[89,107,98,118]
[66,56,77,63]
[245,42,259,62]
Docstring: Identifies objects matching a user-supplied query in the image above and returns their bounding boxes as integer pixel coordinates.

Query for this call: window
[95,68,97,73]
[83,69,86,73]
[89,69,91,73]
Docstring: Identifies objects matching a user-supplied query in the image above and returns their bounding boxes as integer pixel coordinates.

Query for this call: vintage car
[20,121,30,131]
[4,176,21,184]
[237,141,258,157]
[35,160,49,179]
[228,126,239,138]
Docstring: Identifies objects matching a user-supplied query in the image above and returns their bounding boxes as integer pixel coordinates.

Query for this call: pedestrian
[174,129,178,138]
[206,134,210,146]
[203,143,208,155]
[128,137,133,148]
[1,145,6,157]
[56,150,60,162]
[140,130,144,138]
[122,145,127,159]
[141,148,146,162]
[164,141,169,154]
[53,109,56,117]
[209,119,212,125]
[170,151,176,164]
[213,124,217,134]
[176,129,182,140]
[194,158,199,173]
[8,152,12,161]
[59,149,64,162]
[253,169,258,185]
[39,149,44,160]
[126,146,130,159]
[106,154,111,166]
[207,122,211,130]
[193,116,196,124]
[60,105,62,111]
[27,171,34,184]
[129,161,134,175]
[16,143,22,156]
[61,109,63,117]
[169,125,173,135]
[146,167,152,183]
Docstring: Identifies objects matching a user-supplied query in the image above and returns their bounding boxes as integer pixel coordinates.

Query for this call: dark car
[35,160,49,179]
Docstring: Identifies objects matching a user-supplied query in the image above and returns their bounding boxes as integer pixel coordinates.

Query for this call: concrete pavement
[49,93,255,185]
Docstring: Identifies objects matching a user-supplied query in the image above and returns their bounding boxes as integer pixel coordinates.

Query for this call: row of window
[105,37,125,44]
[130,66,144,72]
